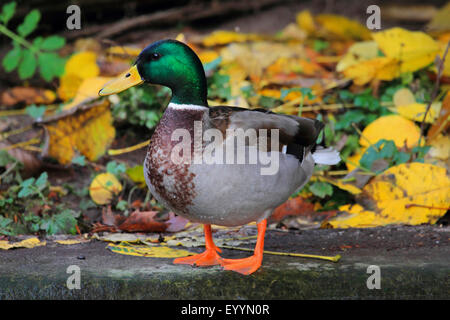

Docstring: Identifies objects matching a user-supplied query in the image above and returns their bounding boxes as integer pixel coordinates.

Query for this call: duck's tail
[312,146,341,165]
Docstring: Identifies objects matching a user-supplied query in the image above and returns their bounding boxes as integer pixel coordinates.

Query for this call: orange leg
[173,224,222,266]
[220,219,267,275]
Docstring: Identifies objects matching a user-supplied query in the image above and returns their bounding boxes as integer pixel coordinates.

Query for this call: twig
[219,245,341,262]
[420,40,450,142]
[65,0,283,39]
[108,139,150,156]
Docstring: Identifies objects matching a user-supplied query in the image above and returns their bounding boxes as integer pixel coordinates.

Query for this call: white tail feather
[312,147,341,165]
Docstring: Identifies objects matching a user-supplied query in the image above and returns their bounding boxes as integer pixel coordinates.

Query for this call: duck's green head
[99,39,207,106]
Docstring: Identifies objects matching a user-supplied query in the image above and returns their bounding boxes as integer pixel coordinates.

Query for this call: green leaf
[2,45,22,72]
[313,39,329,52]
[21,177,35,188]
[18,186,33,198]
[309,181,333,198]
[38,52,65,81]
[106,161,126,175]
[17,9,40,37]
[35,172,48,189]
[39,35,65,51]
[18,49,36,79]
[40,210,78,235]
[0,150,17,167]
[71,155,86,166]
[0,2,16,26]
[25,104,46,119]
[32,36,43,47]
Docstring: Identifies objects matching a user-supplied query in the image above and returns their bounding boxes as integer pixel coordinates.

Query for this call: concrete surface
[0,225,449,299]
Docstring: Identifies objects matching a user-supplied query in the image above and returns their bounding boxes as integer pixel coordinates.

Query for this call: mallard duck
[99,39,340,275]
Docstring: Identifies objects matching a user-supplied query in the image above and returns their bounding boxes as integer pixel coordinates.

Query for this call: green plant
[111,86,166,129]
[0,1,66,81]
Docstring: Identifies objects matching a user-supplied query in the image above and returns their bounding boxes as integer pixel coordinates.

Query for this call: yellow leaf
[345,148,366,171]
[43,99,116,164]
[55,239,83,245]
[58,51,100,101]
[64,51,99,79]
[336,41,379,72]
[343,57,399,85]
[62,76,114,111]
[89,172,122,205]
[316,14,372,40]
[393,88,416,106]
[396,102,441,123]
[372,28,440,73]
[198,50,219,64]
[360,115,421,148]
[314,175,362,195]
[428,134,450,160]
[105,46,141,58]
[202,30,263,46]
[107,243,195,258]
[426,2,450,33]
[0,237,46,250]
[296,10,316,34]
[325,163,450,228]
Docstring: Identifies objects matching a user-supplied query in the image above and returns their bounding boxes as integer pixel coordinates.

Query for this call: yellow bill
[98,65,143,96]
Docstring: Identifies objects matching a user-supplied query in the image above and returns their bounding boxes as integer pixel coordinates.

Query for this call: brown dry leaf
[0,140,42,177]
[324,162,450,228]
[428,91,450,139]
[1,87,56,107]
[118,210,168,233]
[42,99,115,164]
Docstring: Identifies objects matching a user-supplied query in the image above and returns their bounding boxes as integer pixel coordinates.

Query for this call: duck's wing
[208,106,328,162]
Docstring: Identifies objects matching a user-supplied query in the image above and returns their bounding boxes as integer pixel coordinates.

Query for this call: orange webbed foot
[174,247,222,266]
[173,224,222,267]
[220,254,263,275]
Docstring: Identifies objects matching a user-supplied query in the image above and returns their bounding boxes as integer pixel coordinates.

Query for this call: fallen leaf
[117,210,167,233]
[336,41,379,72]
[395,102,441,123]
[202,30,264,46]
[58,51,100,101]
[324,162,450,228]
[372,27,440,73]
[42,99,116,164]
[343,57,399,85]
[54,239,84,245]
[428,91,450,139]
[61,76,114,111]
[360,115,421,148]
[428,134,450,160]
[393,88,416,106]
[107,243,194,258]
[1,87,56,107]
[316,14,372,40]
[89,172,122,205]
[0,237,46,250]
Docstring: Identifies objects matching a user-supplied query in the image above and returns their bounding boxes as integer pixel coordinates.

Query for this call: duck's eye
[151,53,161,61]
